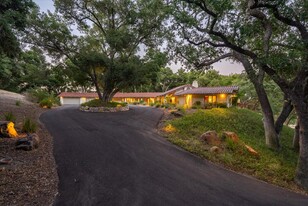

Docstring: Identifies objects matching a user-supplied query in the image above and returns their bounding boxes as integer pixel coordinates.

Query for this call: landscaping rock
[209,146,221,153]
[170,110,184,117]
[200,131,221,146]
[15,133,40,151]
[245,144,259,157]
[221,131,239,143]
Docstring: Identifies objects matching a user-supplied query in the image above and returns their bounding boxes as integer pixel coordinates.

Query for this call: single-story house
[59,92,162,105]
[157,84,195,105]
[173,86,239,108]
[59,85,239,108]
[112,92,162,104]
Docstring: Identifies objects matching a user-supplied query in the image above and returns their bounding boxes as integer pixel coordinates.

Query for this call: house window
[205,95,217,104]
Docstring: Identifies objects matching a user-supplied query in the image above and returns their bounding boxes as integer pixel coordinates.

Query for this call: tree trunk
[275,97,293,136]
[295,109,308,190]
[293,119,299,151]
[88,68,103,100]
[234,52,280,149]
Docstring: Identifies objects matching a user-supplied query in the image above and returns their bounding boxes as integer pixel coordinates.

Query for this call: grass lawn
[163,108,305,193]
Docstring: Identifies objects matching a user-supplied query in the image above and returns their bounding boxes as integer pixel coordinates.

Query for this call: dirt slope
[0,90,58,206]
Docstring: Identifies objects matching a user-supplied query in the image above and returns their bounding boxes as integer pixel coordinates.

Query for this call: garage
[61,97,80,105]
[58,92,98,105]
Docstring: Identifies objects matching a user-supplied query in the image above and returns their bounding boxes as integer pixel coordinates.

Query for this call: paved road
[40,106,308,206]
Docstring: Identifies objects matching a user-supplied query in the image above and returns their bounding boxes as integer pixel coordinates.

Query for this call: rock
[0,157,13,165]
[209,146,221,153]
[15,133,40,151]
[200,131,221,146]
[221,131,239,143]
[171,110,184,117]
[245,144,259,157]
[31,133,40,149]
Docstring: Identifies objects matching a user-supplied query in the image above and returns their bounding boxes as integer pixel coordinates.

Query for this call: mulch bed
[0,91,58,206]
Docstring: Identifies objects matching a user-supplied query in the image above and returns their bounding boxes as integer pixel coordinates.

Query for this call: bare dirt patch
[0,90,58,206]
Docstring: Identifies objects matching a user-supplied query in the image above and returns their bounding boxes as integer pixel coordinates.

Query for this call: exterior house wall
[192,95,205,106]
[178,96,185,107]
[217,94,227,104]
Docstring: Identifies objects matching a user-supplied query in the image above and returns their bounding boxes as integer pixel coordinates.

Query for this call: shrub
[22,118,37,133]
[132,102,139,105]
[150,102,155,107]
[191,106,197,109]
[39,98,53,108]
[81,99,126,107]
[27,88,60,106]
[176,106,186,114]
[194,101,202,106]
[155,104,161,108]
[4,112,16,122]
[27,88,50,103]
[217,103,227,108]
[15,100,21,106]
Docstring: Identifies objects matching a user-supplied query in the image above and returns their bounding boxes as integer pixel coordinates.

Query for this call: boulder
[15,133,40,151]
[199,131,221,146]
[221,131,239,143]
[245,144,259,157]
[170,110,184,117]
[209,146,221,153]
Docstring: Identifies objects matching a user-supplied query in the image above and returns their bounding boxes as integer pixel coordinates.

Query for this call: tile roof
[158,84,193,96]
[58,92,98,98]
[113,92,162,98]
[175,86,239,96]
[58,92,162,98]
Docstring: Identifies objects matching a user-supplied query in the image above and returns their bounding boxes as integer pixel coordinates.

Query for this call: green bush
[155,104,161,108]
[27,88,60,107]
[150,102,155,107]
[194,101,202,106]
[176,106,186,114]
[81,99,127,107]
[22,118,37,133]
[191,106,197,109]
[27,88,50,103]
[15,100,21,106]
[217,103,227,108]
[4,112,16,122]
[39,98,52,108]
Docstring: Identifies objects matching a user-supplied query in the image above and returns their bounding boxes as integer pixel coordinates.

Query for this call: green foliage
[150,102,155,106]
[81,99,127,108]
[0,0,36,57]
[4,111,16,122]
[194,101,202,106]
[176,106,186,114]
[22,118,37,133]
[165,108,298,190]
[15,100,21,106]
[217,103,227,108]
[39,98,53,108]
[155,103,161,108]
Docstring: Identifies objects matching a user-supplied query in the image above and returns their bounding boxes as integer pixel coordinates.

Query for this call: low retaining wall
[80,105,129,112]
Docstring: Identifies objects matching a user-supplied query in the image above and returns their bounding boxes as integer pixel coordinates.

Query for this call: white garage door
[62,97,80,105]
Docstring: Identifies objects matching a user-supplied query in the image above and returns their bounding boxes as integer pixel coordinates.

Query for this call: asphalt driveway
[40,106,308,206]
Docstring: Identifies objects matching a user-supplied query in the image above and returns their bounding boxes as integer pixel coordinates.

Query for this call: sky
[33,0,244,75]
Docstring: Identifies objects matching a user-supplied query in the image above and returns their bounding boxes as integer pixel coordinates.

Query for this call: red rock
[200,131,221,146]
[222,131,239,143]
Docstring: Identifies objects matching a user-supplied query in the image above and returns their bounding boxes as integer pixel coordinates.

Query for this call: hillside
[162,108,303,193]
[0,90,58,205]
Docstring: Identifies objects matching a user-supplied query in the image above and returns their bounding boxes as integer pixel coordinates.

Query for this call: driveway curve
[40,106,308,206]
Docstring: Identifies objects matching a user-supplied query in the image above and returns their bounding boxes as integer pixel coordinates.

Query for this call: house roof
[58,92,98,98]
[174,86,239,96]
[158,84,193,96]
[114,92,162,98]
[58,92,162,98]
